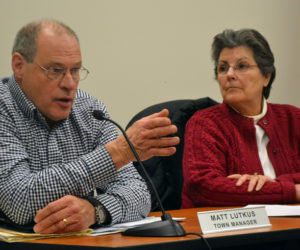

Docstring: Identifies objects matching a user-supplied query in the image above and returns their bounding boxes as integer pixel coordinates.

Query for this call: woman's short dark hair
[211,29,276,99]
[12,19,79,63]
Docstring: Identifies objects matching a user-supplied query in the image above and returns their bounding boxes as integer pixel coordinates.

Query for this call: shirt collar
[8,75,38,120]
[228,98,267,123]
[244,98,267,123]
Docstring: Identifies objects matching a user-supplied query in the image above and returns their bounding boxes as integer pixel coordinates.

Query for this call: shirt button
[51,164,56,167]
[263,120,268,125]
[273,149,279,154]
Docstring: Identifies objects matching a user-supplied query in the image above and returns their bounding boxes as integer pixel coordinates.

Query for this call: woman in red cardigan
[181,29,300,207]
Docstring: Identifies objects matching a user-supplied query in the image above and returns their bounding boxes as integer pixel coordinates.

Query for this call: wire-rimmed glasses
[217,61,258,75]
[36,63,90,81]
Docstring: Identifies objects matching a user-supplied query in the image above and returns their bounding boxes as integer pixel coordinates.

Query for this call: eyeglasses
[217,62,258,75]
[36,63,90,81]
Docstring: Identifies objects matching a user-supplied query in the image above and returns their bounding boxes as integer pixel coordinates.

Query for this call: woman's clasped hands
[228,173,276,192]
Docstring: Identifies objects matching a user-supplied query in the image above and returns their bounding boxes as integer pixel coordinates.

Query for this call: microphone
[93,110,185,237]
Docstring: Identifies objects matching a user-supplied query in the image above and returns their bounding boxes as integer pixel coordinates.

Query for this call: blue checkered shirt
[0,75,150,225]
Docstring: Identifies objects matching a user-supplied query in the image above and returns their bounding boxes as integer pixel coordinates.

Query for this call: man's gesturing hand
[106,109,180,169]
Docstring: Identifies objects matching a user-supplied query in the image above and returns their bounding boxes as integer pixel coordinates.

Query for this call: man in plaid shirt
[0,20,179,234]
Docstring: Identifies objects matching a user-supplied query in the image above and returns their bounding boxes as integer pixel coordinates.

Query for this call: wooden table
[1,207,300,250]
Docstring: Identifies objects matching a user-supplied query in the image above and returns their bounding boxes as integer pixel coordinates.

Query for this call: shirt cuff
[279,180,296,202]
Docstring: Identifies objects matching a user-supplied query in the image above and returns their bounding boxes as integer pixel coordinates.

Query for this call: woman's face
[217,46,270,116]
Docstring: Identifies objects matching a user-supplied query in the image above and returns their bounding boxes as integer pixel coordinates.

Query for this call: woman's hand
[295,184,300,202]
[227,173,276,192]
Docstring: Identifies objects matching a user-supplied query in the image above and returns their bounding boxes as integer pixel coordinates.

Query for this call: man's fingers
[146,109,169,119]
[33,196,94,234]
[34,197,69,223]
[34,217,65,234]
[136,137,179,160]
[134,109,172,130]
[34,214,79,234]
[118,108,180,164]
[34,195,76,233]
[34,206,69,233]
[151,124,178,137]
[136,117,172,130]
[135,125,178,140]
[138,136,180,149]
[157,136,180,147]
[144,146,177,158]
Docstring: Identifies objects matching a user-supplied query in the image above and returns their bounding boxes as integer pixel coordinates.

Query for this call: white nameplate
[197,205,271,234]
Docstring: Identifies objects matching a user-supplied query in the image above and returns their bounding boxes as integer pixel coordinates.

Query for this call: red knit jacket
[181,102,300,208]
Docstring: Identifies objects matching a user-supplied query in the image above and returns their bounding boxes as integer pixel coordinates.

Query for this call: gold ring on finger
[63,218,68,226]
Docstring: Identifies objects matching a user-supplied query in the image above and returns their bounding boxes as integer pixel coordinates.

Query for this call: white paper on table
[89,216,186,236]
[245,205,300,217]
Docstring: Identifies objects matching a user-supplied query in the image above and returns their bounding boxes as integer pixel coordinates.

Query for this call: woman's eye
[218,65,228,73]
[237,63,249,70]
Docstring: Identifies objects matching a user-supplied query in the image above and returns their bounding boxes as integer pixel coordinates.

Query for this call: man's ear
[12,52,26,82]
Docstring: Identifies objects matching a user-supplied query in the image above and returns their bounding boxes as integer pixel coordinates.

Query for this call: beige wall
[1,0,299,127]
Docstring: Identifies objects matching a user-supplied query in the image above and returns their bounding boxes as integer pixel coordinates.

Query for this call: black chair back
[126,97,219,211]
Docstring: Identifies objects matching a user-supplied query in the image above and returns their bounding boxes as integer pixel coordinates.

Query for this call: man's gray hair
[12,19,79,63]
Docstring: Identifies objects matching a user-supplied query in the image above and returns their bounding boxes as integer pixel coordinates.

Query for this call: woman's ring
[254,172,258,177]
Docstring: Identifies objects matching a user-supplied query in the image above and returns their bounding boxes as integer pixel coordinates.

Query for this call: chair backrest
[126,97,219,211]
